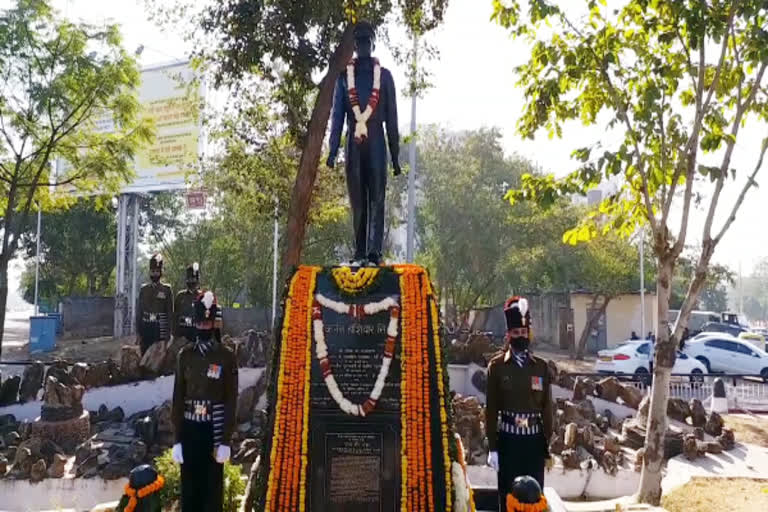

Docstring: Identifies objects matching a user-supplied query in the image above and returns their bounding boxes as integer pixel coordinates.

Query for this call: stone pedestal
[30,411,91,448]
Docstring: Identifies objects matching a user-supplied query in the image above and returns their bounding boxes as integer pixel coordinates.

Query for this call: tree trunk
[637,261,675,505]
[0,257,10,359]
[281,25,355,273]
[575,294,609,360]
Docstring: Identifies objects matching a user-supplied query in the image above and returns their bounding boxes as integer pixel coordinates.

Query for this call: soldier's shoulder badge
[207,364,222,379]
[531,375,543,391]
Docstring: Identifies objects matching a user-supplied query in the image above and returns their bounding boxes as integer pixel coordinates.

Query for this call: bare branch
[700,2,736,114]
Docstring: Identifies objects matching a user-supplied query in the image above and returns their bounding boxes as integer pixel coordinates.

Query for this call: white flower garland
[452,461,470,512]
[313,293,399,417]
[346,58,382,144]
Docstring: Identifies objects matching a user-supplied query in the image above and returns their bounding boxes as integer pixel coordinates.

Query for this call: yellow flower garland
[430,288,453,512]
[331,266,380,294]
[506,493,548,512]
[123,474,164,512]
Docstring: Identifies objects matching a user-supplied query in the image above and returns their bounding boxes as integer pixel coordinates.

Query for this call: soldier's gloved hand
[215,445,231,464]
[393,161,402,176]
[487,451,499,471]
[172,443,184,464]
[326,155,336,169]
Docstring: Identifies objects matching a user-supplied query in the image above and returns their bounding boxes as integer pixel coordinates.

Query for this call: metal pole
[272,198,279,329]
[405,36,418,263]
[640,230,645,338]
[130,196,139,335]
[34,206,41,316]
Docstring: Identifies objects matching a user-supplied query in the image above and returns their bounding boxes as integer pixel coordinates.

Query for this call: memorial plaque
[309,271,402,512]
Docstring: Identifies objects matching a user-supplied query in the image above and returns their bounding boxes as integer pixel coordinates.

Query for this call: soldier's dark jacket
[173,289,199,339]
[485,350,554,452]
[171,342,238,445]
[137,281,174,342]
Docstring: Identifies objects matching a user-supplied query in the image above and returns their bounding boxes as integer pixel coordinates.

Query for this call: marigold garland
[331,266,381,295]
[506,494,548,512]
[123,474,164,512]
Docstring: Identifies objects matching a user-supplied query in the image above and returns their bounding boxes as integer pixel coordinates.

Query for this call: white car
[683,336,768,380]
[595,340,707,382]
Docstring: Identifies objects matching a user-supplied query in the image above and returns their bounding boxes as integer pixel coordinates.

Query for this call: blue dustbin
[47,312,63,334]
[29,315,57,353]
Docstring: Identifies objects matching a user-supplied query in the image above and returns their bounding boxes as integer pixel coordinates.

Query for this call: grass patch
[662,477,768,512]
[723,415,768,448]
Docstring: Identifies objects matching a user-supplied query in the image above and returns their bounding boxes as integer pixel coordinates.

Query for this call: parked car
[699,321,748,338]
[684,336,768,380]
[738,331,766,351]
[595,340,707,382]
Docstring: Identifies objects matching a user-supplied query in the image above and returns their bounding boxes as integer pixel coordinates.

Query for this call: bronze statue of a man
[327,21,401,266]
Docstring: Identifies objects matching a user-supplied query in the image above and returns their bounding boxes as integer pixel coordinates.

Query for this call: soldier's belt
[184,400,213,422]
[142,312,167,323]
[498,411,542,435]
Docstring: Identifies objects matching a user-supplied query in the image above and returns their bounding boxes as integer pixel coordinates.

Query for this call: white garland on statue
[346,58,382,143]
[452,462,471,512]
[313,293,399,417]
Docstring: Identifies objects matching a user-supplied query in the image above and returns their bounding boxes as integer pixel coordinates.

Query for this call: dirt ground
[723,415,768,449]
[4,334,129,364]
[535,344,597,373]
[661,477,768,512]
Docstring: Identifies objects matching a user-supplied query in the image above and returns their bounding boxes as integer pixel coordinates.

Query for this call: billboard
[56,61,201,194]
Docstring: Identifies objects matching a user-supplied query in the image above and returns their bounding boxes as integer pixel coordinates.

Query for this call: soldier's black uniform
[174,263,202,343]
[172,291,236,512]
[486,296,553,509]
[137,254,173,355]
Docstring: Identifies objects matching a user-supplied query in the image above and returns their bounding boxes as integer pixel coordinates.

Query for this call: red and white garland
[347,58,382,144]
[313,293,399,416]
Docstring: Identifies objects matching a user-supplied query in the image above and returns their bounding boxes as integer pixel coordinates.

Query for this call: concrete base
[0,476,124,512]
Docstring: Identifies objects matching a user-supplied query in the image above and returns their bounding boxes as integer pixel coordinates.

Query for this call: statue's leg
[366,136,388,263]
[345,144,367,260]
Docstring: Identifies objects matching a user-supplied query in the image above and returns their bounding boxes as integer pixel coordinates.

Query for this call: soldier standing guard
[174,263,201,344]
[137,254,173,355]
[486,296,553,510]
[171,290,237,512]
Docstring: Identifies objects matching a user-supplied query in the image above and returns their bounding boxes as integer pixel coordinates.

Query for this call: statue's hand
[326,155,336,169]
[393,162,402,176]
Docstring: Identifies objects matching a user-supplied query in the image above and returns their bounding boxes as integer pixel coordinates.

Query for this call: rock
[601,451,618,475]
[549,433,565,456]
[617,383,644,409]
[6,447,16,464]
[237,385,259,424]
[0,456,7,475]
[634,448,645,472]
[0,376,21,405]
[564,423,578,448]
[693,427,705,441]
[43,376,84,409]
[155,401,173,434]
[246,330,269,367]
[637,395,651,423]
[546,359,559,382]
[128,440,147,464]
[560,449,581,469]
[161,338,187,375]
[470,369,487,394]
[561,401,584,424]
[84,362,112,388]
[75,441,95,465]
[705,441,723,454]
[30,458,47,482]
[14,447,33,476]
[452,394,486,464]
[19,362,45,402]
[667,398,691,423]
[69,363,89,386]
[76,454,100,478]
[604,436,621,455]
[572,377,596,401]
[690,399,707,427]
[48,453,67,478]
[557,373,576,390]
[101,460,133,480]
[4,431,20,447]
[683,434,699,460]
[134,415,157,446]
[106,407,125,423]
[40,439,64,467]
[604,409,622,430]
[140,341,167,377]
[575,399,596,422]
[595,377,622,402]
[705,412,724,437]
[45,362,75,386]
[0,413,16,428]
[717,428,735,450]
[595,414,609,433]
[234,439,260,464]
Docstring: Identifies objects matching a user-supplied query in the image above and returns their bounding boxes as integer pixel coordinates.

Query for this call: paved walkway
[662,442,768,493]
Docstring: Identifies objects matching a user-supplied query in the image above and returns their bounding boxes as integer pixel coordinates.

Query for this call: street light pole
[639,229,645,338]
[406,36,418,263]
[34,205,42,316]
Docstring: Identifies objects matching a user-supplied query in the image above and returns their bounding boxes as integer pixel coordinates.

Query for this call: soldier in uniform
[171,290,236,512]
[137,254,174,355]
[173,263,201,344]
[486,296,553,509]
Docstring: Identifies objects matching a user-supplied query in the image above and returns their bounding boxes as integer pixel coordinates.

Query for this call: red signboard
[186,190,206,209]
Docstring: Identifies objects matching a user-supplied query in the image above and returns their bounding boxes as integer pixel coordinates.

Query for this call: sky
[4,0,768,308]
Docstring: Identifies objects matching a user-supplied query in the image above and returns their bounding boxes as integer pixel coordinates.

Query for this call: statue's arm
[327,75,345,166]
[383,70,401,172]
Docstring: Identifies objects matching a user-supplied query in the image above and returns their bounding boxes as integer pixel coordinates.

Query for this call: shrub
[154,448,245,512]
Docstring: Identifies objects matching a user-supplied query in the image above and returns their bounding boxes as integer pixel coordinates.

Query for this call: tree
[493,0,768,503]
[19,198,116,303]
[0,0,151,356]
[190,0,448,273]
[670,256,733,312]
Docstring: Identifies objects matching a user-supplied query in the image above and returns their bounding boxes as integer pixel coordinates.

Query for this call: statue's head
[354,21,375,58]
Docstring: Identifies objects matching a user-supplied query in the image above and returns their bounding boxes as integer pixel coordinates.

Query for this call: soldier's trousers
[497,432,546,510]
[180,420,223,512]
